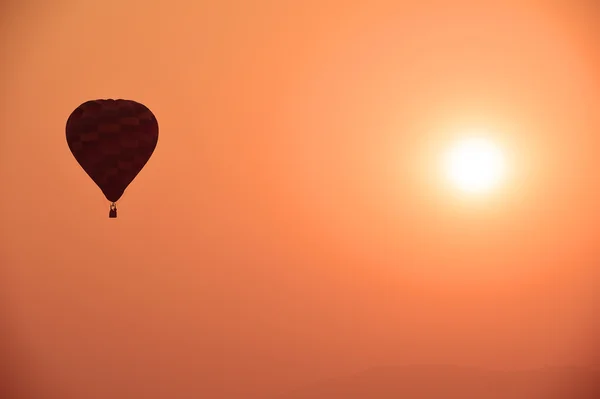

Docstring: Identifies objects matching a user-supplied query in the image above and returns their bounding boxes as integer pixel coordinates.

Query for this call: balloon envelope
[66,99,159,203]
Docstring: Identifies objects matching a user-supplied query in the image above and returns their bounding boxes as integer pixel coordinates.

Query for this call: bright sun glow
[443,137,506,194]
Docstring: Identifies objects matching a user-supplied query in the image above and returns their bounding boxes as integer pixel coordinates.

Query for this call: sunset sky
[2,1,600,398]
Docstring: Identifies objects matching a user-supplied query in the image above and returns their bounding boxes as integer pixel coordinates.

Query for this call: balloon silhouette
[66,99,159,218]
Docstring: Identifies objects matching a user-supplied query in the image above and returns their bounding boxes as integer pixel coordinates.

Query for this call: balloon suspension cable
[109,202,117,218]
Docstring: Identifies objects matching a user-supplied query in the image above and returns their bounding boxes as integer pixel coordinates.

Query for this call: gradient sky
[2,1,600,398]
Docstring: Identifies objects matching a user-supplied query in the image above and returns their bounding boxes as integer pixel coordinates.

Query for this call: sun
[443,137,506,194]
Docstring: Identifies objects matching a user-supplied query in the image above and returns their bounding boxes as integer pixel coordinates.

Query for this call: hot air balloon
[66,99,159,218]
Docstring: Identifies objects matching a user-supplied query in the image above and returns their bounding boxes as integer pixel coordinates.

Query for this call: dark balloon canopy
[66,99,159,218]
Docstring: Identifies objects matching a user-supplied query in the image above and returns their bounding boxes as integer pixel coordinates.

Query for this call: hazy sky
[2,1,600,398]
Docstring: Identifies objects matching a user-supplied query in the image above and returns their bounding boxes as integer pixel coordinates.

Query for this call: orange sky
[2,1,600,398]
